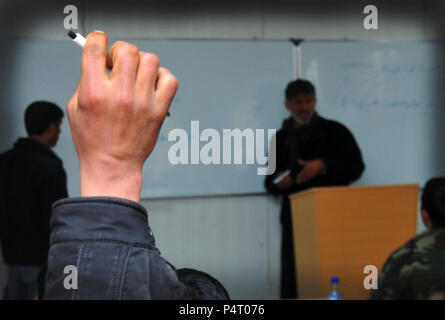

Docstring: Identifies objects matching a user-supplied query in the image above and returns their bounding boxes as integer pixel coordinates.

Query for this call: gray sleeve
[44,197,190,300]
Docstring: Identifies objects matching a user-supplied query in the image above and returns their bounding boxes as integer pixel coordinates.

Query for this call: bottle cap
[331,277,339,283]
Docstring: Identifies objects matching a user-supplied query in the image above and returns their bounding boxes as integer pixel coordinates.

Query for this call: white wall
[143,194,282,299]
[1,1,445,41]
[0,0,439,299]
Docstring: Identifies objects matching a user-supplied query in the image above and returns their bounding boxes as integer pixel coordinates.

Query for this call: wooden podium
[289,184,418,300]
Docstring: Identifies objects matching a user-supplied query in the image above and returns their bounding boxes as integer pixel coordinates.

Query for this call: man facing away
[265,79,365,299]
[0,101,68,299]
[370,177,445,300]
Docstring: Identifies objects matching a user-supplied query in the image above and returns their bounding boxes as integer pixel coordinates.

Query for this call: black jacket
[0,138,68,265]
[265,113,365,197]
[44,197,229,300]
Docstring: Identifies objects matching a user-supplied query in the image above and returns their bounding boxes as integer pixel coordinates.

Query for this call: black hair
[285,79,316,101]
[24,101,64,135]
[177,268,230,300]
[421,177,445,227]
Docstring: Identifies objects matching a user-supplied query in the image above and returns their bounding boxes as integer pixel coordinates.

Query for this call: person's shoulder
[410,228,445,267]
[34,156,65,177]
[0,145,29,169]
[23,147,61,167]
[275,124,289,141]
[395,229,435,254]
[317,116,360,142]
[375,229,445,299]
[276,127,286,137]
[26,147,65,177]
[0,149,13,171]
[318,116,351,132]
[29,144,64,168]
[383,229,439,272]
[413,227,445,250]
[0,147,14,160]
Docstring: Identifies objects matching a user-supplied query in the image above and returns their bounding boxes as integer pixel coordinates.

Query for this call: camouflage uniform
[369,227,445,300]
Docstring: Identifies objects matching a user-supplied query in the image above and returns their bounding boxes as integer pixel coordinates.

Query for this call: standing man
[265,79,365,299]
[0,101,67,299]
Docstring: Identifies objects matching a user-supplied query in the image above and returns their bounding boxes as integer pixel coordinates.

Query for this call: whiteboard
[0,39,293,198]
[3,39,442,199]
[134,40,292,198]
[300,42,445,188]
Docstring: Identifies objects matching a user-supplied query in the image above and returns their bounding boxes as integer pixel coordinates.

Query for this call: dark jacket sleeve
[44,197,192,300]
[264,131,293,196]
[322,122,365,185]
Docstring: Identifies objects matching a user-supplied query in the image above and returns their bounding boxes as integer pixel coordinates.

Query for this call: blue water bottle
[327,277,342,300]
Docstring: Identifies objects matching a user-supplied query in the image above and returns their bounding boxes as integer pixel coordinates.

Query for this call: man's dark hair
[177,268,230,300]
[285,79,316,101]
[421,177,445,227]
[24,101,64,135]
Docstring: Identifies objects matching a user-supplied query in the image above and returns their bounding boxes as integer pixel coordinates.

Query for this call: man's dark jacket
[0,138,68,265]
[265,113,365,197]
[264,113,365,298]
[44,197,230,299]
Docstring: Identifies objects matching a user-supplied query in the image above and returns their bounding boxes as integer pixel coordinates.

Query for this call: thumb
[66,81,80,119]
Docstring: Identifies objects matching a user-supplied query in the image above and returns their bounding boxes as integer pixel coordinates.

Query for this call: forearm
[323,157,364,184]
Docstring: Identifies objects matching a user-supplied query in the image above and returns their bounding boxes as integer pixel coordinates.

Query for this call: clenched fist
[66,31,178,202]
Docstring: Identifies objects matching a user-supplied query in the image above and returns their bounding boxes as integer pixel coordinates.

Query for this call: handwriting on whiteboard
[335,98,434,111]
[338,63,443,74]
